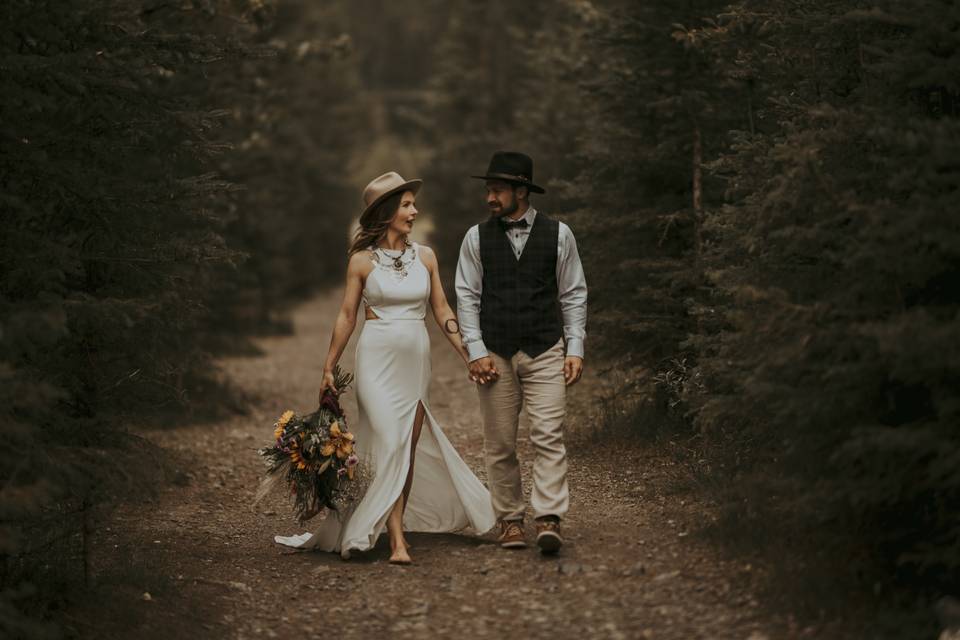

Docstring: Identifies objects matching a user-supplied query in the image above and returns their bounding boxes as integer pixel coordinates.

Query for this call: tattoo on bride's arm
[444,319,460,335]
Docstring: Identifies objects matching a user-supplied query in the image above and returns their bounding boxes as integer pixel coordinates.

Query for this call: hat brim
[359,179,422,224]
[470,173,545,194]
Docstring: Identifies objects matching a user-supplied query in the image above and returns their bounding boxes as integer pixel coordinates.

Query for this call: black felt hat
[471,151,546,194]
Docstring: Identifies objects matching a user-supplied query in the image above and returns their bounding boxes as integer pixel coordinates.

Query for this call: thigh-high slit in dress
[274,243,496,557]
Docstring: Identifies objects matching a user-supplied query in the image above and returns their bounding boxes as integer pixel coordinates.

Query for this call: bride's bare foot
[386,493,413,563]
[389,545,412,565]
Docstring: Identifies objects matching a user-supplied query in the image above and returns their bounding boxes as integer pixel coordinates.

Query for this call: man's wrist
[465,340,489,362]
[564,337,584,359]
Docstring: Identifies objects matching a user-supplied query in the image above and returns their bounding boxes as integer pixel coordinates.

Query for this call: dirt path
[66,288,783,640]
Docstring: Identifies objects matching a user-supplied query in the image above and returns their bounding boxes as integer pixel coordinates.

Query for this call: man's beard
[490,197,518,217]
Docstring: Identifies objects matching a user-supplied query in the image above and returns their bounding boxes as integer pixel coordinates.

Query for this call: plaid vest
[478,213,563,359]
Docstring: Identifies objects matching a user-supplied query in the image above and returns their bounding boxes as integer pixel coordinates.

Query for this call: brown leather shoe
[535,519,563,554]
[497,520,526,549]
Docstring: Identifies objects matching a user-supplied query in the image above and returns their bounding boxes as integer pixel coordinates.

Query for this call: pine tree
[0,0,363,632]
[688,0,960,595]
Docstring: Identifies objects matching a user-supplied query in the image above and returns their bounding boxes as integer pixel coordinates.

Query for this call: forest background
[2,0,958,637]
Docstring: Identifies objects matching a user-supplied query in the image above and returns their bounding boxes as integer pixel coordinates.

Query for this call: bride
[274,172,496,563]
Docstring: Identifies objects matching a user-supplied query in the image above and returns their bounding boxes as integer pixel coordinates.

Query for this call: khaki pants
[478,338,569,521]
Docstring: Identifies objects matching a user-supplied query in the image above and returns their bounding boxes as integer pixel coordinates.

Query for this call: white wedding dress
[274,242,496,556]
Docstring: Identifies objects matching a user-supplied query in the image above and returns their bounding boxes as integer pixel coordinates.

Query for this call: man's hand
[468,356,500,385]
[563,356,583,386]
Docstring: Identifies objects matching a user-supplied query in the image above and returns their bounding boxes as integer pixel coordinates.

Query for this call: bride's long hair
[349,191,405,256]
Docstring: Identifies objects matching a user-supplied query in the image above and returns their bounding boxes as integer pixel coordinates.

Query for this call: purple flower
[337,467,347,477]
[345,454,359,468]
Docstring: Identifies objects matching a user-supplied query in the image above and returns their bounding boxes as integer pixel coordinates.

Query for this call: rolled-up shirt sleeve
[557,222,588,359]
[455,225,489,362]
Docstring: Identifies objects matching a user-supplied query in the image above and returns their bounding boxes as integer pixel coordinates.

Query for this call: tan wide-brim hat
[360,171,422,225]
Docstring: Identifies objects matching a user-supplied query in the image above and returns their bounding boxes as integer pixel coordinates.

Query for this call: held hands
[318,369,338,402]
[468,356,500,385]
[466,356,581,385]
[563,356,584,386]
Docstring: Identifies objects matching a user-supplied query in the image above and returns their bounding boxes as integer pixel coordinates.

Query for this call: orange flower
[290,450,305,468]
[275,410,295,439]
[320,421,355,459]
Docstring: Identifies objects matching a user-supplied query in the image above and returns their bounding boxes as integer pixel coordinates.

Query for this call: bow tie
[500,218,529,231]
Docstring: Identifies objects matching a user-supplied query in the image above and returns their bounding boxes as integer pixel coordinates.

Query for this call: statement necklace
[371,241,416,283]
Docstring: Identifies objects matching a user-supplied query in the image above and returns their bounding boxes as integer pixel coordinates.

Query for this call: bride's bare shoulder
[347,250,375,276]
[416,243,437,263]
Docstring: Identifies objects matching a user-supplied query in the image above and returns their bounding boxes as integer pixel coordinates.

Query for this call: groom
[455,151,588,554]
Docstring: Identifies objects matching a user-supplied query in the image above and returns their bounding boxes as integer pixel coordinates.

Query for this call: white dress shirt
[455,207,588,362]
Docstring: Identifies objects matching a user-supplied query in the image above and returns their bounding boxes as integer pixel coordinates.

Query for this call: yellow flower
[320,421,355,460]
[274,410,295,439]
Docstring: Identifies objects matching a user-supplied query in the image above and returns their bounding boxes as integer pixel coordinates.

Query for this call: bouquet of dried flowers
[255,366,369,523]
